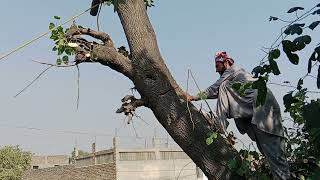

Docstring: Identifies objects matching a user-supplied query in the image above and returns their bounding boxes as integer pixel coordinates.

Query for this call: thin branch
[186,69,195,130]
[133,112,150,126]
[268,82,320,94]
[0,3,101,61]
[32,59,77,67]
[96,4,102,31]
[176,161,193,180]
[132,120,139,138]
[189,69,214,114]
[14,66,53,98]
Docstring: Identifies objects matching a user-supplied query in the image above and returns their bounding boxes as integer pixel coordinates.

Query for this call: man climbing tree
[59,0,241,179]
[187,51,290,179]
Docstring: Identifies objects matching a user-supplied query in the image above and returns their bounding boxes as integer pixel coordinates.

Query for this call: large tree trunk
[70,0,241,179]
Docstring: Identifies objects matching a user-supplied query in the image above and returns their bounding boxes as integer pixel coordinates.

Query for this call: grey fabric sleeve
[195,71,232,100]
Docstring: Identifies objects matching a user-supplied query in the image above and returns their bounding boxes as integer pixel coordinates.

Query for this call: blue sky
[0,0,319,156]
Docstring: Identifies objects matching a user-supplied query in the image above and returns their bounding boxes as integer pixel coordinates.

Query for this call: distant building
[22,137,203,180]
[31,155,69,169]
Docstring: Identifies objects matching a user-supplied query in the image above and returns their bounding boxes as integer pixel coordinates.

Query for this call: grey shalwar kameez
[197,65,290,179]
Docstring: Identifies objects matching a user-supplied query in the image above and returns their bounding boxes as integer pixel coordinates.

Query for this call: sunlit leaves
[49,16,75,65]
[227,150,262,178]
[197,91,208,100]
[206,131,218,145]
[287,7,304,13]
[232,82,253,97]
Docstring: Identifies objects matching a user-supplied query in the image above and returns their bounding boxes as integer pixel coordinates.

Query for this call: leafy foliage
[228,3,320,179]
[0,146,31,180]
[49,16,75,65]
[206,131,218,145]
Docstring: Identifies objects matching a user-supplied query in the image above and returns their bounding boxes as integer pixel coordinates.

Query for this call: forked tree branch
[66,26,134,80]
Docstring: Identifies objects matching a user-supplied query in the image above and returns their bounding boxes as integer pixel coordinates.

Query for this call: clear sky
[0,0,319,159]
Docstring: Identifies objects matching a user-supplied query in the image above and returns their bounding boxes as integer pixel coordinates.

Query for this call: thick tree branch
[66,26,113,46]
[75,46,133,80]
[66,26,133,80]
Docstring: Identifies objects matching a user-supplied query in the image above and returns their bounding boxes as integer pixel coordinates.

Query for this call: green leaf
[287,7,304,13]
[54,16,61,20]
[227,159,238,170]
[309,21,320,30]
[56,58,62,65]
[232,83,241,91]
[269,49,281,59]
[252,66,263,78]
[236,160,250,176]
[269,59,281,75]
[206,131,218,145]
[57,45,65,55]
[297,78,303,90]
[49,23,55,30]
[206,137,213,145]
[249,151,260,160]
[284,23,304,35]
[197,92,207,100]
[286,52,299,65]
[52,46,57,51]
[282,40,296,52]
[312,9,320,15]
[252,77,267,106]
[62,56,69,64]
[293,35,312,51]
[269,16,278,21]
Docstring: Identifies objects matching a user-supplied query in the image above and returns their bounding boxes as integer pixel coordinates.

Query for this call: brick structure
[31,155,69,169]
[22,163,116,180]
[22,137,203,180]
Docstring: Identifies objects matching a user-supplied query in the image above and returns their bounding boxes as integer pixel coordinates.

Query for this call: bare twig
[176,161,193,180]
[132,121,139,138]
[32,59,77,67]
[96,3,102,31]
[268,82,320,94]
[133,112,150,126]
[0,3,101,61]
[14,66,53,98]
[189,69,214,115]
[186,69,195,130]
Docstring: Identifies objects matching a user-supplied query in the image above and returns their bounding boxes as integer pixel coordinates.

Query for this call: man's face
[215,62,226,75]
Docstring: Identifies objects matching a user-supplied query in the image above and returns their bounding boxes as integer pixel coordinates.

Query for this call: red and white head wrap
[215,51,234,65]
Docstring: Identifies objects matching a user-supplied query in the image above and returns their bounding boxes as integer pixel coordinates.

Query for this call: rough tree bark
[67,0,241,179]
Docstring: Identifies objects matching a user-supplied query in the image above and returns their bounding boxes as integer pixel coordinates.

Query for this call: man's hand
[186,94,195,102]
